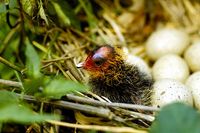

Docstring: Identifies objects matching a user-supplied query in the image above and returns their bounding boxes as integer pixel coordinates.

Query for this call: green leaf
[0,90,19,106]
[0,3,6,14]
[50,0,81,29]
[79,0,97,29]
[43,78,88,99]
[25,38,41,78]
[20,0,36,16]
[23,76,45,94]
[51,1,70,26]
[39,0,49,25]
[0,90,59,124]
[0,38,19,79]
[0,104,59,124]
[150,103,200,133]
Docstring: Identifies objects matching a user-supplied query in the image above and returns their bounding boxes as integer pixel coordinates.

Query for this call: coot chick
[78,45,153,105]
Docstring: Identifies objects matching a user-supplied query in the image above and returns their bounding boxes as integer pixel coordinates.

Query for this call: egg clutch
[78,27,200,110]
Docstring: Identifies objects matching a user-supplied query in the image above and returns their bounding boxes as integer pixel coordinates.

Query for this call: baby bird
[78,45,153,105]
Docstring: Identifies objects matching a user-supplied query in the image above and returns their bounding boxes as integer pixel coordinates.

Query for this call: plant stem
[0,56,22,72]
[47,120,147,133]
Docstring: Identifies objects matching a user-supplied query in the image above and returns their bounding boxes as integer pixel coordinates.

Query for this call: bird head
[77,45,125,77]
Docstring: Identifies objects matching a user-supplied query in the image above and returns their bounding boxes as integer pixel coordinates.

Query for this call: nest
[1,0,200,132]
[38,0,200,132]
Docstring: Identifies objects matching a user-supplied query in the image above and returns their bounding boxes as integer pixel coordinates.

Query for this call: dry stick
[52,100,115,119]
[116,108,155,122]
[15,93,125,123]
[75,92,155,122]
[0,56,22,72]
[103,14,126,44]
[66,94,156,122]
[0,79,159,112]
[54,63,72,80]
[1,79,154,123]
[42,57,73,63]
[66,94,159,112]
[70,28,100,45]
[47,120,147,133]
[0,79,22,88]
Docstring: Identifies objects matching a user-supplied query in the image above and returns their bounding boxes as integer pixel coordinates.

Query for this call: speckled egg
[152,79,193,107]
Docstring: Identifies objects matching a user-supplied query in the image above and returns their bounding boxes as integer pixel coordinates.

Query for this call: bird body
[79,45,153,105]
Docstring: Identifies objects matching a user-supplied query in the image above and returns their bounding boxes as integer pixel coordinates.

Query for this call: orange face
[82,45,114,73]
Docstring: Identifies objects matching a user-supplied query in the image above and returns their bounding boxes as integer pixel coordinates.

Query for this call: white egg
[185,71,200,110]
[152,54,189,82]
[126,54,152,77]
[184,40,200,72]
[151,79,193,107]
[146,28,190,61]
[122,47,152,77]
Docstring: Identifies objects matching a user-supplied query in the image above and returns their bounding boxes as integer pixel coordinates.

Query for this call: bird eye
[94,59,104,66]
[92,56,106,66]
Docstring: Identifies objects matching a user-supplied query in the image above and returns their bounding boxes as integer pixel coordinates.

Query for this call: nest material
[38,0,200,132]
[1,0,200,132]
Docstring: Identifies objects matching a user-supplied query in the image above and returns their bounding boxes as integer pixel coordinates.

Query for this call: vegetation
[0,0,200,132]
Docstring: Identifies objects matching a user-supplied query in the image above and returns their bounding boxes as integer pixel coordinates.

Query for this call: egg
[146,28,190,61]
[184,40,200,72]
[122,47,152,77]
[152,54,189,82]
[185,71,200,110]
[151,79,193,107]
[126,54,152,77]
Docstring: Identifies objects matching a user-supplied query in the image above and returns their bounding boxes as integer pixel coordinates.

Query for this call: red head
[77,45,125,77]
[82,45,114,69]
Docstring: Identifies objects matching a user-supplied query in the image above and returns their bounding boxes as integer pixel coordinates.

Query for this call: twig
[75,92,155,122]
[54,63,72,80]
[115,108,155,122]
[103,14,126,45]
[0,24,20,54]
[0,56,22,73]
[52,100,114,119]
[6,3,20,29]
[0,79,159,112]
[15,94,120,121]
[4,80,154,125]
[47,120,147,133]
[0,79,22,88]
[70,28,100,45]
[66,94,159,112]
[42,57,73,63]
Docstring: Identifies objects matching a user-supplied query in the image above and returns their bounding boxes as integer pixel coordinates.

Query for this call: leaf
[49,0,81,29]
[0,104,59,124]
[20,0,36,16]
[78,0,97,29]
[0,38,19,79]
[23,76,45,94]
[43,78,88,99]
[150,102,200,133]
[25,38,41,78]
[51,1,70,26]
[0,3,6,14]
[0,90,60,124]
[0,90,19,106]
[39,0,49,25]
